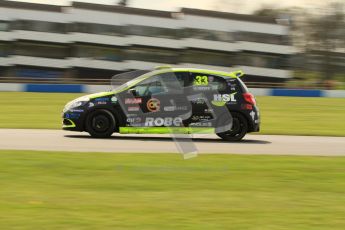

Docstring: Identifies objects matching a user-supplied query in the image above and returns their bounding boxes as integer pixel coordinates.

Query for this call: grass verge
[0,150,344,229]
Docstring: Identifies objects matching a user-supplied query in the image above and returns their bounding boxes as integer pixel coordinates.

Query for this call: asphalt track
[0,129,344,156]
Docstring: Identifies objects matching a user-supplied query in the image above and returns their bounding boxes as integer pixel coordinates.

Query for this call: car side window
[132,76,166,96]
[134,84,149,97]
[133,72,191,97]
[190,73,227,92]
[171,71,190,88]
[132,72,178,96]
[147,80,166,95]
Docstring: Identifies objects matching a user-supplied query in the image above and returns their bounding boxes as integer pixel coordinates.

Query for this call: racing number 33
[194,76,209,86]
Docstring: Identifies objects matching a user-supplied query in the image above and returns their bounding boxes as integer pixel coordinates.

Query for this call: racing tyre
[216,113,248,142]
[86,109,116,138]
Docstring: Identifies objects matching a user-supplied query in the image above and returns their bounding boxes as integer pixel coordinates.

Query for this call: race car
[62,67,260,141]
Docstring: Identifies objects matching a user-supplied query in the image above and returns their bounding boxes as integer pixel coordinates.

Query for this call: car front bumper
[62,111,85,131]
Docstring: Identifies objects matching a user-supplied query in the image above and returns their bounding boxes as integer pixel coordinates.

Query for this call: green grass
[0,92,84,129]
[257,96,345,136]
[0,92,344,136]
[0,150,344,229]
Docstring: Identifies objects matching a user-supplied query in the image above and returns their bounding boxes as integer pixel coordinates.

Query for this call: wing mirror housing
[128,88,137,96]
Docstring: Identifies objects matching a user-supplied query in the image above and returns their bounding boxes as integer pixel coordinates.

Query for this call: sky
[6,0,337,14]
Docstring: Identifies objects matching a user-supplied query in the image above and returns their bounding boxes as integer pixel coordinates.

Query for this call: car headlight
[63,96,89,113]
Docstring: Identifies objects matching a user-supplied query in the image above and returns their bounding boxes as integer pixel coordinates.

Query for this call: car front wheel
[216,113,248,141]
[86,109,116,138]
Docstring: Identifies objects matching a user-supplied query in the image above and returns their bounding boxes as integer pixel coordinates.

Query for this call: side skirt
[119,127,215,134]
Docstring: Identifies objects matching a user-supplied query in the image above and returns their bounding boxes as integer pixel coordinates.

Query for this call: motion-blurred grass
[257,96,345,136]
[0,150,344,229]
[0,92,83,129]
[0,92,344,136]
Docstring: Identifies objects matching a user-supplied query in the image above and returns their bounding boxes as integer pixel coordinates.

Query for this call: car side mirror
[128,88,137,96]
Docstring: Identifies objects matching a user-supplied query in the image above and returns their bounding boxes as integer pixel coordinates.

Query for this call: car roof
[156,67,242,78]
[102,67,244,96]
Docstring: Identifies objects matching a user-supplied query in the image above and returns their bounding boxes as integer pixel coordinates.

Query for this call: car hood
[87,91,116,99]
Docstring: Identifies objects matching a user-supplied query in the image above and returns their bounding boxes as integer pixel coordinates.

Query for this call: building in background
[0,0,294,85]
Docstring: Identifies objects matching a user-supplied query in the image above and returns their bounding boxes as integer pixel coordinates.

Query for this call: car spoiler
[231,70,244,78]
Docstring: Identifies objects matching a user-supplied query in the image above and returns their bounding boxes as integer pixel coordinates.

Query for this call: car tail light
[241,104,253,110]
[243,93,256,105]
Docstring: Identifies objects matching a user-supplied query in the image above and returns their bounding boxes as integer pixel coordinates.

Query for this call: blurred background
[0,0,344,89]
[0,3,344,228]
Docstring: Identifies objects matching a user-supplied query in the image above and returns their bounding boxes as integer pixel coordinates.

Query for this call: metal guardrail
[244,82,332,89]
[0,76,337,90]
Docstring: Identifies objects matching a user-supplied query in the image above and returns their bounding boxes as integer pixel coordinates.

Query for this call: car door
[123,71,192,128]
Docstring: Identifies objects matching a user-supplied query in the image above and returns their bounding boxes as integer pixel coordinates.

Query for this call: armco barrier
[0,83,25,92]
[25,84,84,93]
[271,89,323,97]
[0,83,345,98]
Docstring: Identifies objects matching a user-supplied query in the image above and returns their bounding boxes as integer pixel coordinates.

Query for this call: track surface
[0,129,344,156]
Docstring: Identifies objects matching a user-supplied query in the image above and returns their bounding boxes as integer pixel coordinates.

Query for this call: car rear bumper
[251,122,260,132]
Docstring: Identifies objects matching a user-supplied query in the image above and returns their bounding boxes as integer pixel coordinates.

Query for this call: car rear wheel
[86,109,116,138]
[216,113,248,141]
